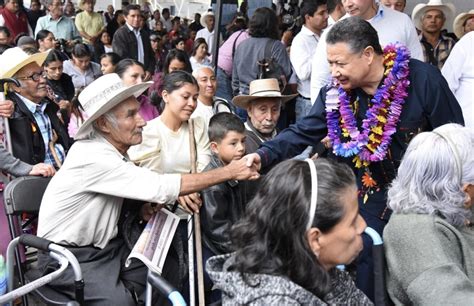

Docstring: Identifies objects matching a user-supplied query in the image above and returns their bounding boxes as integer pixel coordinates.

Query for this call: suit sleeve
[257,88,328,168]
[112,29,129,60]
[421,64,464,128]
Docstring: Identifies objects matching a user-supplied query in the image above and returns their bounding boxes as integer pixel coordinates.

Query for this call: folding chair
[3,176,84,305]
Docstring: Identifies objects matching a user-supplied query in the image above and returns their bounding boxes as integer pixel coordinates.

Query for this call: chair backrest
[4,176,51,215]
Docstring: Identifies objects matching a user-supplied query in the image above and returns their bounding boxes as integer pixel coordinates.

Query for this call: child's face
[212,131,246,165]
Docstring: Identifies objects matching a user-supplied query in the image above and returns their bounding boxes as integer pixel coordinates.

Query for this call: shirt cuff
[153,173,181,204]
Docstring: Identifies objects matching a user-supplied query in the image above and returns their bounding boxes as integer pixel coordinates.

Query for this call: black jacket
[8,93,72,165]
[201,155,252,255]
[112,24,156,73]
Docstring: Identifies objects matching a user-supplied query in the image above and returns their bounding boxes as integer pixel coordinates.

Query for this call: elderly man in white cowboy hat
[0,47,71,168]
[196,10,216,55]
[36,73,259,305]
[233,78,297,154]
[453,9,474,39]
[412,0,456,70]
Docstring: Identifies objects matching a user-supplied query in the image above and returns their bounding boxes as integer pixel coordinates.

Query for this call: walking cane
[188,119,205,306]
[0,78,20,154]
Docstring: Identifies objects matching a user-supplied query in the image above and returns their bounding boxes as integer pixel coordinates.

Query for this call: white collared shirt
[310,5,424,102]
[290,25,320,98]
[196,27,215,55]
[126,22,144,64]
[38,133,181,249]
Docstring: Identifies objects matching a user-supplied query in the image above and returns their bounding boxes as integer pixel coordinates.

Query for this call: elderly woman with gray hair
[384,123,474,305]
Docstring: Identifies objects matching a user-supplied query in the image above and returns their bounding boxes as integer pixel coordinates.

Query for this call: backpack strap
[231,30,246,60]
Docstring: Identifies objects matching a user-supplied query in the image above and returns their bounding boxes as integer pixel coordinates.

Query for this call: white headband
[432,131,462,182]
[306,159,318,230]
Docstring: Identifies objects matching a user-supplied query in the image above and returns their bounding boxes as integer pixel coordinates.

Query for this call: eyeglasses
[16,71,47,82]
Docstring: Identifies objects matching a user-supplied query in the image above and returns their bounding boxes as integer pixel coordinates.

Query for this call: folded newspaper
[125,208,180,275]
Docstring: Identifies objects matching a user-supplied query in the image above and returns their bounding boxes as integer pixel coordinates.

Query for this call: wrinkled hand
[0,100,14,118]
[226,154,260,181]
[140,202,164,222]
[321,136,331,150]
[178,192,202,214]
[29,163,56,177]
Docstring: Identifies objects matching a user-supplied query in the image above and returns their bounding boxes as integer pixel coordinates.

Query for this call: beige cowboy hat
[412,0,456,32]
[232,78,297,109]
[75,74,151,140]
[200,10,215,27]
[0,47,49,78]
[453,9,474,38]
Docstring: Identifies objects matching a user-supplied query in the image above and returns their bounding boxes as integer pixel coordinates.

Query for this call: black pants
[38,237,180,305]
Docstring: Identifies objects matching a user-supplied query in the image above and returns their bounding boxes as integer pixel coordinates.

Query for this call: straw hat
[412,0,455,32]
[200,11,215,27]
[0,47,49,78]
[453,9,474,38]
[232,79,297,109]
[75,74,151,140]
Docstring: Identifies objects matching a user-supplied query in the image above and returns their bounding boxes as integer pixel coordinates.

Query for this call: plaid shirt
[19,96,65,167]
[420,33,456,70]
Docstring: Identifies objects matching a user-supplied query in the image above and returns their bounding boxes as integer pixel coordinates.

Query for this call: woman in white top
[128,70,211,213]
[190,38,212,72]
[63,43,102,90]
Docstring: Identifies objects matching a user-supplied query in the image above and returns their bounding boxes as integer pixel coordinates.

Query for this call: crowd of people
[0,0,472,305]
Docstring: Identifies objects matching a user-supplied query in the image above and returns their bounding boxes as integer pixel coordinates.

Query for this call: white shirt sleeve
[403,15,424,61]
[290,33,313,82]
[310,30,331,103]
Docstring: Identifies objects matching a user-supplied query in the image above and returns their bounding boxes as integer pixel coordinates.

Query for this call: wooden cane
[188,119,205,306]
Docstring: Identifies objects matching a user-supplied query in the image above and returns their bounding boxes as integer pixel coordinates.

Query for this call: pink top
[138,95,160,121]
[217,30,250,76]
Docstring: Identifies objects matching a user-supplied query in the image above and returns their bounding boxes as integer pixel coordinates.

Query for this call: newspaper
[125,208,180,275]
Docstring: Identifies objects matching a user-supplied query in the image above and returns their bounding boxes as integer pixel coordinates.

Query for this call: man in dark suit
[112,4,155,79]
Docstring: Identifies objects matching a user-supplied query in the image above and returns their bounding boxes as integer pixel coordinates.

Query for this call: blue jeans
[215,67,233,103]
[215,67,247,121]
[295,96,313,122]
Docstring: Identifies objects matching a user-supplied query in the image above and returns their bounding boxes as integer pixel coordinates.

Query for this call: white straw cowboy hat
[200,10,215,27]
[412,0,456,32]
[453,9,474,38]
[75,74,151,140]
[0,47,49,78]
[232,78,297,109]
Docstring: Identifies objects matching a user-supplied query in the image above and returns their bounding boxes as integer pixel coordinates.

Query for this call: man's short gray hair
[387,123,474,227]
[91,111,119,136]
[192,66,215,79]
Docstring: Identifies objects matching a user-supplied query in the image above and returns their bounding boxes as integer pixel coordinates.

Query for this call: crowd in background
[0,0,472,305]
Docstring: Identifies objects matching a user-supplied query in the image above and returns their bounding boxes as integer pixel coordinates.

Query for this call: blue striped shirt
[19,96,65,167]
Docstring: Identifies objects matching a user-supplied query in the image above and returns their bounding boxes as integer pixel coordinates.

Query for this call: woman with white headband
[384,123,474,305]
[206,158,370,305]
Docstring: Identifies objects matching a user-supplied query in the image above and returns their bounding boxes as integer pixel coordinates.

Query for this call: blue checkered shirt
[19,96,65,167]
